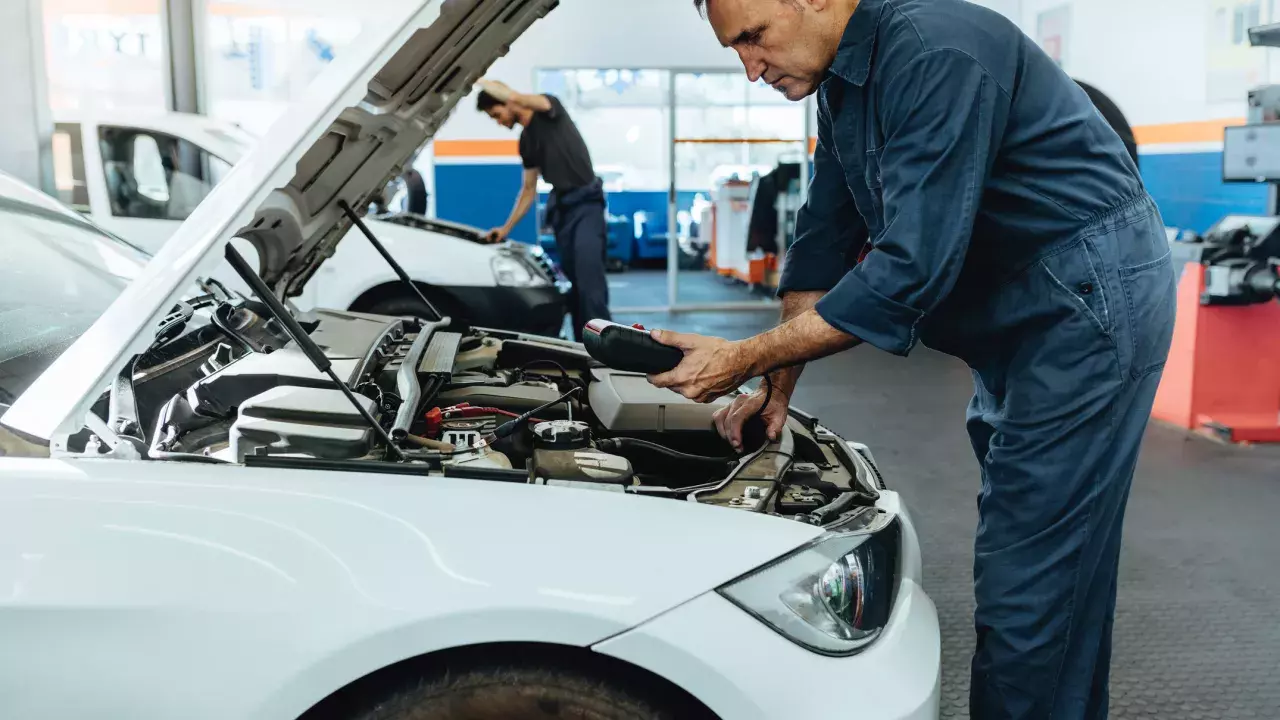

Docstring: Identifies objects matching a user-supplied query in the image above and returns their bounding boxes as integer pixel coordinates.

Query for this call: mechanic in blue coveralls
[475,79,611,340]
[647,0,1177,718]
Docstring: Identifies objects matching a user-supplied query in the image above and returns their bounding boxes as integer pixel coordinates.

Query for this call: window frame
[52,123,91,214]
[97,125,234,222]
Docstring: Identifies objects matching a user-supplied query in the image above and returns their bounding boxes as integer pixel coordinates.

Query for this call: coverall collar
[827,0,888,87]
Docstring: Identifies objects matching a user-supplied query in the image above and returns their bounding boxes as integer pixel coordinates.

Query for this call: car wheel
[349,665,674,720]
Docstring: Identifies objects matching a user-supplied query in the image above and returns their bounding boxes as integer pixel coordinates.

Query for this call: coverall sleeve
[814,49,1005,356]
[776,100,868,296]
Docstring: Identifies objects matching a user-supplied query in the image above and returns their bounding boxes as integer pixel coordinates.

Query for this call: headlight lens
[719,510,900,656]
[491,253,544,287]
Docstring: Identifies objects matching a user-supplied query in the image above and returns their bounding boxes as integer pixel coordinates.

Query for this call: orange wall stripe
[435,119,1250,160]
[1134,118,1245,146]
[434,139,520,157]
[673,138,806,145]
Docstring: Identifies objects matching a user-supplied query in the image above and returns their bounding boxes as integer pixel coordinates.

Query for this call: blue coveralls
[547,177,612,341]
[775,1,1178,717]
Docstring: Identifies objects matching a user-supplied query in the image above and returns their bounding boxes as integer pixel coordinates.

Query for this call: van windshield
[0,194,147,403]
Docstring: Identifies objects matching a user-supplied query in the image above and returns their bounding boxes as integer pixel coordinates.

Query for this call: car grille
[530,250,561,282]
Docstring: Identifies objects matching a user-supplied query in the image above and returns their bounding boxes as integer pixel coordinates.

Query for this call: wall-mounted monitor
[1222,124,1280,182]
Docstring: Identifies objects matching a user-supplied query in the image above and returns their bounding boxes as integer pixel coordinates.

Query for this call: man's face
[707,0,841,101]
[484,104,518,129]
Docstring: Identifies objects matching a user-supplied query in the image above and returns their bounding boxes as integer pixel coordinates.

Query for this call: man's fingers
[767,412,786,441]
[650,329,696,350]
[713,406,729,440]
[647,371,676,388]
[726,401,750,450]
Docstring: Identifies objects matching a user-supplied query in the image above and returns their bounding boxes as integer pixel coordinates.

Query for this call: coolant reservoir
[531,421,634,486]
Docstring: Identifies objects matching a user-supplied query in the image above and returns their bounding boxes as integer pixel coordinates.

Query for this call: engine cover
[588,369,730,432]
[230,386,378,462]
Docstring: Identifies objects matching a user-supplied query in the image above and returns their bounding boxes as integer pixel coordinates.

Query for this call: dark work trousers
[547,178,611,341]
[924,198,1177,719]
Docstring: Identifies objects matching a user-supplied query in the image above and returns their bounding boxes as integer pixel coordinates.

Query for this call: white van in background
[50,111,569,336]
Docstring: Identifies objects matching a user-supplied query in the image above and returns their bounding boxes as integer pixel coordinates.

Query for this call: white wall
[0,0,54,191]
[437,0,1025,141]
[1015,0,1271,126]
[439,0,742,140]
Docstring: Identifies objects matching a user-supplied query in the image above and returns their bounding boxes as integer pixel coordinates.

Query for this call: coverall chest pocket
[843,150,885,228]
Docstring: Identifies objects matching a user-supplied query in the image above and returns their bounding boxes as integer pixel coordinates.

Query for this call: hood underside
[245,0,558,298]
[1,0,559,445]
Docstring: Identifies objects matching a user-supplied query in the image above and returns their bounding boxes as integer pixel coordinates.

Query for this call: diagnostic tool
[582,320,684,374]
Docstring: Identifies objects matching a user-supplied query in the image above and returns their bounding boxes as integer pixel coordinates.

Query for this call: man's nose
[736,49,766,83]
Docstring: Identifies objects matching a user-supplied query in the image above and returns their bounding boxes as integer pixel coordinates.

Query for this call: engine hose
[596,437,735,468]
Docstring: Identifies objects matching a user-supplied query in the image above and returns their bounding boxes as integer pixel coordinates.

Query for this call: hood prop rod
[338,199,443,322]
[224,244,407,461]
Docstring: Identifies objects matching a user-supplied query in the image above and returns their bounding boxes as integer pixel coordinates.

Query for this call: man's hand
[477,78,513,102]
[714,384,790,451]
[484,227,508,244]
[647,330,752,404]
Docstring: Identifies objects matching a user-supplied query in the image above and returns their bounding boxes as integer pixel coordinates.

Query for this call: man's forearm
[502,189,536,233]
[744,293,861,383]
[764,292,824,397]
[508,91,553,113]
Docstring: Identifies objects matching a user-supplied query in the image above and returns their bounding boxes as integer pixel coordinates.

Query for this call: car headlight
[719,509,900,656]
[491,252,547,287]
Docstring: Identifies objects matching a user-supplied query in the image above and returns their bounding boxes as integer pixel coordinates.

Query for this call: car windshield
[0,192,148,404]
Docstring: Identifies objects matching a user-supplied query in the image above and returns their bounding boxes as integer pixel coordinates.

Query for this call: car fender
[312,220,501,312]
[0,457,821,720]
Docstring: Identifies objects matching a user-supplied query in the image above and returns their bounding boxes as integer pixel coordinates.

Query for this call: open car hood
[2,0,558,445]
[249,0,557,296]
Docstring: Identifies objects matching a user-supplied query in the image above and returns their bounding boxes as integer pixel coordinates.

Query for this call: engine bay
[93,299,880,526]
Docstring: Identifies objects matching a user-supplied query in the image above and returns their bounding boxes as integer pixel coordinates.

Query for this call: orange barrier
[1152,263,1280,443]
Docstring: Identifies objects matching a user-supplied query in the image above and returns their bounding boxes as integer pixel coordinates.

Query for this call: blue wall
[434,164,537,242]
[440,153,1275,247]
[434,162,705,255]
[1141,152,1269,233]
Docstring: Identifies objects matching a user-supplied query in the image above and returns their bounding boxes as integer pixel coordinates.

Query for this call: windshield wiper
[224,244,406,461]
[338,199,443,322]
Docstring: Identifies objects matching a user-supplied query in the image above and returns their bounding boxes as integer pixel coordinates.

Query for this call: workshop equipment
[1152,23,1280,444]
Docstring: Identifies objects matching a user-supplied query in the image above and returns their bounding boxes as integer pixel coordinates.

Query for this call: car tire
[348,665,674,720]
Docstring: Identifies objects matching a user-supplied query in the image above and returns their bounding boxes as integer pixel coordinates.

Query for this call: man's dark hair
[476,90,502,112]
[693,0,707,14]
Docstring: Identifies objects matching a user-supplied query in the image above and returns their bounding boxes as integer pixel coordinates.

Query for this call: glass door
[533,68,672,314]
[668,71,807,310]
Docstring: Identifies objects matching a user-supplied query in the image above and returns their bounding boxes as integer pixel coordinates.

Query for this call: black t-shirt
[518,95,596,192]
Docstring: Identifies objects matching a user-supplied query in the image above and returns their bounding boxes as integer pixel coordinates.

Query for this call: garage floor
[614,309,1280,720]
[609,269,772,308]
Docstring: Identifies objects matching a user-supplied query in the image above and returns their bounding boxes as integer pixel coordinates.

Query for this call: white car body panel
[0,1,942,716]
[596,583,941,720]
[0,456,823,719]
[596,490,940,720]
[316,218,503,312]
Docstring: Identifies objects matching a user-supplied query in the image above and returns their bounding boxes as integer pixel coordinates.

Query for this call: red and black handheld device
[582,320,685,374]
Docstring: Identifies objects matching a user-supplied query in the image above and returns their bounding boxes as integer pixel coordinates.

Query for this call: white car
[50,109,568,336]
[0,2,942,719]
